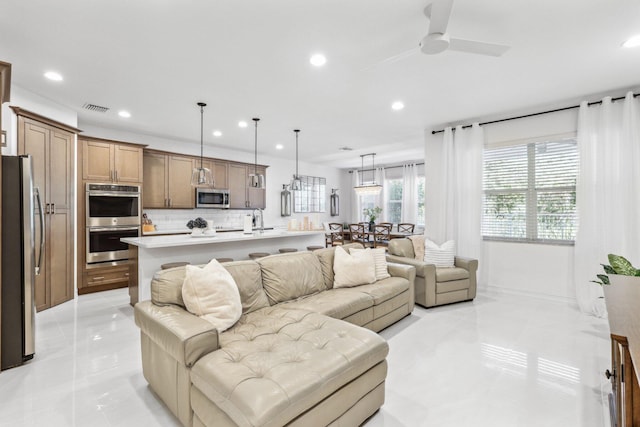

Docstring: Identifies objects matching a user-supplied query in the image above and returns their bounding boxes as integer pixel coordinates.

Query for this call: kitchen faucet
[253,208,264,233]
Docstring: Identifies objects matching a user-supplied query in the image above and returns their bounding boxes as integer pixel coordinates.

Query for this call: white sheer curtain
[574,92,640,316]
[437,124,484,264]
[351,170,361,222]
[401,164,418,223]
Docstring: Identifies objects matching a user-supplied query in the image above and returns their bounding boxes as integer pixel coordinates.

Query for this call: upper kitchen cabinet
[143,150,195,208]
[201,159,229,189]
[228,163,266,209]
[81,137,144,183]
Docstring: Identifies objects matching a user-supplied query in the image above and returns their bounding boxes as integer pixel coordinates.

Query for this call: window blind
[482,138,577,243]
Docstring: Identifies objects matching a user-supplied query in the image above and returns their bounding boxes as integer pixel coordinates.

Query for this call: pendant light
[353,153,382,196]
[291,129,302,191]
[190,102,214,188]
[248,118,265,189]
[281,184,292,216]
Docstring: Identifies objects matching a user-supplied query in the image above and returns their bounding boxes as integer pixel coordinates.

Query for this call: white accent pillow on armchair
[424,239,456,268]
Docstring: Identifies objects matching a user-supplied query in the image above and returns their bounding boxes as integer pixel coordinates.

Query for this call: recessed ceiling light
[213,130,222,137]
[44,71,63,81]
[391,101,405,111]
[623,34,640,48]
[118,110,131,118]
[275,144,284,150]
[238,121,248,128]
[310,54,327,67]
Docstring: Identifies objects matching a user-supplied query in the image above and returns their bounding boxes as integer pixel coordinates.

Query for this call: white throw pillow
[333,246,376,288]
[349,248,390,281]
[182,259,242,332]
[424,239,456,268]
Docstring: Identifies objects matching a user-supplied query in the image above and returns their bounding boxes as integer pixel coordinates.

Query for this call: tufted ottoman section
[190,306,389,427]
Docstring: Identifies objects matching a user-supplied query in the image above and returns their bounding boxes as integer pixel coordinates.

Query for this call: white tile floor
[0,289,612,427]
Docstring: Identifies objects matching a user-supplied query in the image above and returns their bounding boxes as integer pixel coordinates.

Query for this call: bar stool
[161,261,190,270]
[248,252,270,260]
[306,245,324,251]
[211,258,233,263]
[278,248,298,253]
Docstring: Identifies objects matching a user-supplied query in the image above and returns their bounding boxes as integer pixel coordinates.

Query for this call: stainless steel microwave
[196,188,230,208]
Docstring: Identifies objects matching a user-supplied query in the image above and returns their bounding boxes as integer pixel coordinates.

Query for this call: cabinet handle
[115,170,118,182]
[169,198,172,207]
[164,198,168,207]
[93,276,105,281]
[605,369,614,380]
[52,203,55,214]
[124,273,129,277]
[110,170,113,181]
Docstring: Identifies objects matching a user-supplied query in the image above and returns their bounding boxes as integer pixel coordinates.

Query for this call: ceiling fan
[419,0,510,57]
[365,0,510,69]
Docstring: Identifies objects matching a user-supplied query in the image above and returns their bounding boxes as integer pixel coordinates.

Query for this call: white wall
[426,108,579,301]
[1,85,78,156]
[80,123,347,230]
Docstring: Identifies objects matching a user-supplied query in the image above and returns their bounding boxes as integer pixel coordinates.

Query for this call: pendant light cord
[294,129,300,178]
[197,102,206,170]
[253,118,260,175]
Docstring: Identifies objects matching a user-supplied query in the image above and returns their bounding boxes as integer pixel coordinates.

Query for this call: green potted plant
[592,254,640,286]
[363,206,382,232]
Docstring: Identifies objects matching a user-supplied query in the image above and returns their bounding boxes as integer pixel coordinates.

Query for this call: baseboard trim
[481,285,578,307]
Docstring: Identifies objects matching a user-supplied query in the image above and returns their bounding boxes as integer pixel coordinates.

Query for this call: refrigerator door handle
[34,187,45,276]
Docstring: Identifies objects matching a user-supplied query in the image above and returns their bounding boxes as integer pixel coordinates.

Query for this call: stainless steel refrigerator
[1,155,43,370]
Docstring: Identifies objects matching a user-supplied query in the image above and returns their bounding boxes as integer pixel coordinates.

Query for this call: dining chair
[349,223,370,247]
[325,222,344,247]
[398,223,415,233]
[380,222,394,232]
[372,224,391,248]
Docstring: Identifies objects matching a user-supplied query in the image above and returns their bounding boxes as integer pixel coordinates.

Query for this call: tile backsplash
[143,209,263,230]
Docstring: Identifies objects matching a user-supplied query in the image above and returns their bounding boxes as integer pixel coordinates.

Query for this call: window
[293,175,326,213]
[372,176,425,226]
[387,179,403,223]
[482,137,577,243]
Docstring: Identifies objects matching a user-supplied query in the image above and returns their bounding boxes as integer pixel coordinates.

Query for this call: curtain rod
[348,162,424,173]
[431,92,640,135]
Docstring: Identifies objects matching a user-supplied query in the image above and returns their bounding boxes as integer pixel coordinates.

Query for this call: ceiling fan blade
[424,0,454,35]
[361,47,419,72]
[448,38,510,57]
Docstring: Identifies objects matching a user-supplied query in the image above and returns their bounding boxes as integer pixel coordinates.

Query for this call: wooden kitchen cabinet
[143,151,195,208]
[15,110,77,311]
[80,263,131,294]
[228,163,266,209]
[81,137,143,183]
[199,159,229,189]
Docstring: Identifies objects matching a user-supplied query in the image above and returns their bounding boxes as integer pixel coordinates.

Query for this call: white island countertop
[122,229,324,249]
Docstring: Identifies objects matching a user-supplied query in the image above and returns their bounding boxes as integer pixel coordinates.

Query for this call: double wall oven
[86,183,140,264]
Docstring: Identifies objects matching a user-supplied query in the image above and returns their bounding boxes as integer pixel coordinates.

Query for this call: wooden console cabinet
[604,276,640,427]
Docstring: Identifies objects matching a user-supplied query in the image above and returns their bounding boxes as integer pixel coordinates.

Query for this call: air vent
[82,103,110,113]
[338,146,353,151]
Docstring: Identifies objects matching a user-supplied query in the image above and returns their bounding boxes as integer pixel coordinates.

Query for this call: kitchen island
[122,229,324,304]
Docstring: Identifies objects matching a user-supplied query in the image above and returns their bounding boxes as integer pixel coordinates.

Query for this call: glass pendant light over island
[353,153,382,196]
[291,129,302,191]
[248,117,265,189]
[190,102,214,188]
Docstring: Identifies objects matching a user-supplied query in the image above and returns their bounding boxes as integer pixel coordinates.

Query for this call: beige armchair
[387,238,478,308]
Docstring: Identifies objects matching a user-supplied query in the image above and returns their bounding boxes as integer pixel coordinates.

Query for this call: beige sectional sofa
[134,243,416,427]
